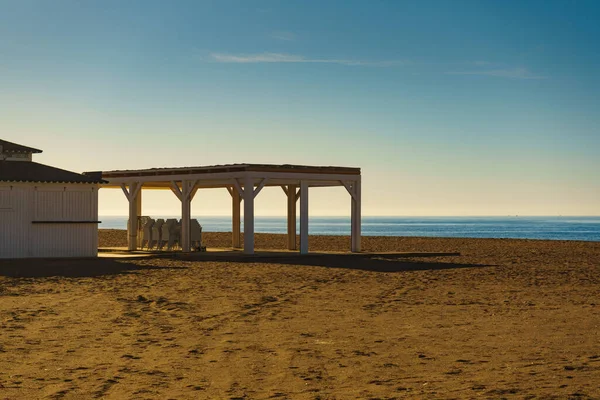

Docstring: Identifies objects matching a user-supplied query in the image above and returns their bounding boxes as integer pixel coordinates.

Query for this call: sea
[99,216,600,242]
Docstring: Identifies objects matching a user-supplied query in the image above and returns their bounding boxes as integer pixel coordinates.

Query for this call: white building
[0,139,105,258]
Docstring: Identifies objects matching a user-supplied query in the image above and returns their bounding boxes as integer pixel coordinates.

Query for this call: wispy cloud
[206,52,542,78]
[447,67,546,80]
[209,52,407,67]
[271,31,297,41]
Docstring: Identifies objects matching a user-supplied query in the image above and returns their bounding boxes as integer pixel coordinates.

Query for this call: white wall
[0,185,31,258]
[0,183,99,258]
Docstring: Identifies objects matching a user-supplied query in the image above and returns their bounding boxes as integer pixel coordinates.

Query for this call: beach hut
[0,139,105,258]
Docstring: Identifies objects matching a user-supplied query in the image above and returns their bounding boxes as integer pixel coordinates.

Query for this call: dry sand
[0,230,599,399]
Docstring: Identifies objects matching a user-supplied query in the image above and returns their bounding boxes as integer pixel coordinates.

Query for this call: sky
[1,0,599,216]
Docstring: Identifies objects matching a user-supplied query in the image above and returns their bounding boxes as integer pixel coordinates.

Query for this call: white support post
[135,189,142,248]
[243,176,255,254]
[128,196,137,251]
[231,186,241,248]
[300,181,309,254]
[181,180,191,252]
[351,179,362,252]
[286,184,298,250]
[171,180,197,253]
[122,181,142,251]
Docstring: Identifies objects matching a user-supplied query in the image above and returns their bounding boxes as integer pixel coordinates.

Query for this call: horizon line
[98,214,600,218]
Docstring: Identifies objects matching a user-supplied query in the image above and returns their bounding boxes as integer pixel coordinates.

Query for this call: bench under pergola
[90,164,361,254]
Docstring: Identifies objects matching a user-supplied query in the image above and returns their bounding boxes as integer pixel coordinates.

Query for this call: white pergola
[93,164,361,255]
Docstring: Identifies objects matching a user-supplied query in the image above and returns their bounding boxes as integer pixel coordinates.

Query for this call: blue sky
[1,0,599,216]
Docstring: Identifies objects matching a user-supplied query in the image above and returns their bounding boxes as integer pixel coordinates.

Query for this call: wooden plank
[253,178,269,198]
[351,180,361,252]
[232,186,241,248]
[341,180,356,201]
[169,181,183,201]
[120,183,131,201]
[231,179,244,197]
[243,176,254,254]
[300,181,309,254]
[287,184,297,250]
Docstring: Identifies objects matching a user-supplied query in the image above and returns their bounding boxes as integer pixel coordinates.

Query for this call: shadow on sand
[0,252,493,279]
[0,257,186,278]
[176,252,494,273]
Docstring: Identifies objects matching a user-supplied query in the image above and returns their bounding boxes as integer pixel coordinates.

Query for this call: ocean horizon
[99,215,600,242]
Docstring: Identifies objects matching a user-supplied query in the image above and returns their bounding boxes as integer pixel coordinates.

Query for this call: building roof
[0,161,106,184]
[97,163,361,178]
[0,139,43,154]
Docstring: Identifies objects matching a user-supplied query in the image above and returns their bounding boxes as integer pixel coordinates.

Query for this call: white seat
[190,219,202,250]
[141,218,155,249]
[152,219,165,249]
[169,220,181,250]
[160,219,178,250]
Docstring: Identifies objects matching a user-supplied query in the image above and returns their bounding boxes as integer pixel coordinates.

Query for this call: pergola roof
[88,163,361,189]
[96,163,360,177]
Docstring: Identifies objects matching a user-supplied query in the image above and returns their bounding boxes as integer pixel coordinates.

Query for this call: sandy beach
[1,230,599,399]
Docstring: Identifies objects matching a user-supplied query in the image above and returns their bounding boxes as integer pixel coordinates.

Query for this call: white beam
[189,180,199,201]
[125,181,141,251]
[103,171,359,187]
[131,182,142,201]
[135,188,142,248]
[169,180,198,252]
[232,178,244,197]
[243,175,255,254]
[104,177,356,190]
[107,171,250,185]
[170,181,183,201]
[16,179,314,191]
[341,180,357,201]
[287,184,297,250]
[232,186,241,248]
[299,181,309,254]
[120,181,142,201]
[253,178,269,198]
[180,180,192,252]
[244,171,360,182]
[120,183,131,201]
[351,180,362,252]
